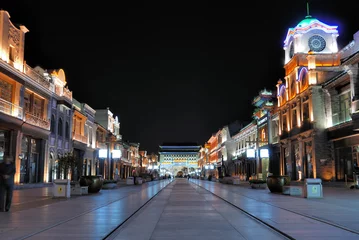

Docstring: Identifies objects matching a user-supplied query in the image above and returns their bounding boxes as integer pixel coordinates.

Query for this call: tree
[58,152,81,180]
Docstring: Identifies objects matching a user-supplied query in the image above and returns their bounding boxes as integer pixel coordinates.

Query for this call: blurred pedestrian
[0,156,16,212]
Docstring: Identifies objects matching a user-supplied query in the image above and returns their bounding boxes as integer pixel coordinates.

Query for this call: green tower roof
[297,16,318,28]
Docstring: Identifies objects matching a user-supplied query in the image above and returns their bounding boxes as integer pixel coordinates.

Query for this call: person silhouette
[0,156,16,212]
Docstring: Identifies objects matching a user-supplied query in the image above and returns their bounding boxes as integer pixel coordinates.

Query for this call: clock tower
[283,14,339,64]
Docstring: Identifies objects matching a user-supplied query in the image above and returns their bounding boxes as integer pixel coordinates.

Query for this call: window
[290,79,296,98]
[303,102,309,121]
[338,91,351,123]
[24,90,45,119]
[65,122,70,138]
[292,108,297,127]
[0,79,13,102]
[282,114,288,132]
[58,118,63,137]
[33,96,44,118]
[261,129,266,141]
[301,69,309,91]
[9,46,15,62]
[88,126,92,145]
[50,115,56,134]
[24,91,31,113]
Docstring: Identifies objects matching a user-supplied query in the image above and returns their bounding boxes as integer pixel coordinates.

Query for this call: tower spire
[306,1,311,18]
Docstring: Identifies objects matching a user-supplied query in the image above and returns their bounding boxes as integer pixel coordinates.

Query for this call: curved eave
[283,21,338,48]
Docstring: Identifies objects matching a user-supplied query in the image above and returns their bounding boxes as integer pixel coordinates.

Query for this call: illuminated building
[159,143,200,177]
[95,108,121,179]
[324,30,359,181]
[47,69,73,182]
[277,12,341,180]
[0,10,73,184]
[232,122,257,180]
[252,89,277,179]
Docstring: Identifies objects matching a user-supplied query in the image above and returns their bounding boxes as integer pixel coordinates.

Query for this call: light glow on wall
[309,71,317,85]
[112,150,122,158]
[246,149,255,158]
[260,149,269,158]
[99,149,107,158]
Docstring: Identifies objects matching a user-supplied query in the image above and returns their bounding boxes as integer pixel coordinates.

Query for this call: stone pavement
[190,179,359,239]
[2,178,359,240]
[109,178,287,240]
[0,179,172,240]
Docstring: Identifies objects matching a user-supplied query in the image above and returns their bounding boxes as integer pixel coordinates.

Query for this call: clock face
[308,35,326,52]
[289,43,294,58]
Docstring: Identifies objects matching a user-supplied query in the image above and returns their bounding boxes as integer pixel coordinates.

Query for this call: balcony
[0,98,23,120]
[24,64,51,90]
[73,133,87,144]
[25,112,50,130]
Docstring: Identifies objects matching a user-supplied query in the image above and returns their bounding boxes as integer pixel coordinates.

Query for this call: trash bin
[304,178,323,198]
[53,179,71,198]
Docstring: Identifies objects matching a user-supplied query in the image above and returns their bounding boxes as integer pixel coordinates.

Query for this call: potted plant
[266,175,291,193]
[249,179,267,189]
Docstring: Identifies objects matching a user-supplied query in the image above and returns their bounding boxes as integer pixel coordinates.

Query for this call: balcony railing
[24,64,51,90]
[73,133,87,144]
[63,87,72,101]
[0,98,23,120]
[25,112,50,130]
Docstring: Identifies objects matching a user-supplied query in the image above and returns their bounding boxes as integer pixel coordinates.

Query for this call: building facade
[159,143,200,177]
[48,69,73,182]
[277,14,341,181]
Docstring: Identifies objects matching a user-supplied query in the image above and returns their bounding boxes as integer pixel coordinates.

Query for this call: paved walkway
[110,178,287,240]
[0,179,172,240]
[3,178,359,239]
[190,179,359,239]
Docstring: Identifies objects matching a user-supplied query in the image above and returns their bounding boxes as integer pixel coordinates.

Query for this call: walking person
[0,156,16,212]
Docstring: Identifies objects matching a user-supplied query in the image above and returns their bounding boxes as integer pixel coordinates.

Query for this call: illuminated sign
[257,117,267,126]
[112,150,122,159]
[260,149,269,158]
[99,149,107,158]
[246,149,255,158]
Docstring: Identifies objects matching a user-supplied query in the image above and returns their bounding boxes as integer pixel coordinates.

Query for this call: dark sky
[2,0,359,153]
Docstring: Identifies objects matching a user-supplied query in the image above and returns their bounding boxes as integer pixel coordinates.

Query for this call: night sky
[2,0,358,153]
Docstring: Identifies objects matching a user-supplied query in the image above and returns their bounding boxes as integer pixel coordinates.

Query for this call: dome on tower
[283,15,338,48]
[296,16,319,28]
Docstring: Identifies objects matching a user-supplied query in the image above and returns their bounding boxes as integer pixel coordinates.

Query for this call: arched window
[65,122,70,138]
[50,115,56,134]
[58,118,63,137]
[299,67,309,92]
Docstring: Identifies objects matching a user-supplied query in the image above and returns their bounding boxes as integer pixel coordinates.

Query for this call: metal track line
[103,179,174,240]
[190,181,295,240]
